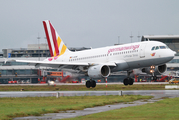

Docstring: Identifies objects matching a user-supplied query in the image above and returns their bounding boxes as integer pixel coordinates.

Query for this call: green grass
[0,84,168,91]
[65,97,179,120]
[0,95,152,120]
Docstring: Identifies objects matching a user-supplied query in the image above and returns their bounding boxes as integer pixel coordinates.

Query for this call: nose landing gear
[151,75,157,81]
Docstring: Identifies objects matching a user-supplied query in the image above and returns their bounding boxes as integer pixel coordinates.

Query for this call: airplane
[14,20,176,88]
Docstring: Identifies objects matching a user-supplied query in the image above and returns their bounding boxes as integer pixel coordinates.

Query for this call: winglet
[43,20,70,57]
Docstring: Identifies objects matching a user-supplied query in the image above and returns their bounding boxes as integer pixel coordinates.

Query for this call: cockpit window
[155,46,159,50]
[151,46,155,50]
[159,46,166,49]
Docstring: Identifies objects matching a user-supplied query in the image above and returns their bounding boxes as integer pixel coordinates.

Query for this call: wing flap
[13,60,116,69]
[15,60,89,66]
[88,62,116,66]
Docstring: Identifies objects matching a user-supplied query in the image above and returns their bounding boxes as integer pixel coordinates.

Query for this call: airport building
[0,44,124,84]
[0,35,179,84]
[0,44,92,84]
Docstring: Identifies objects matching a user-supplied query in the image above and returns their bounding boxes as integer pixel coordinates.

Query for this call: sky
[0,0,179,51]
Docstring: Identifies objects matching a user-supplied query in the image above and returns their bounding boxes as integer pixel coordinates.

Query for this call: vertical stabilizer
[43,20,70,57]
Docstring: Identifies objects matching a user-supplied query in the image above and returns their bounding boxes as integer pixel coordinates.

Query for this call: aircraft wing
[14,60,116,69]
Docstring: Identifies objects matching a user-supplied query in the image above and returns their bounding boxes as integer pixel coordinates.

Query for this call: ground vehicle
[169,78,179,84]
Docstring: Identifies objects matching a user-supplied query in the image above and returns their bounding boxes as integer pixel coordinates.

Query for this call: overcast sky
[0,0,179,51]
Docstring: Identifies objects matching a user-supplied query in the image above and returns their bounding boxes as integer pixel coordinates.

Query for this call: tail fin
[43,20,70,57]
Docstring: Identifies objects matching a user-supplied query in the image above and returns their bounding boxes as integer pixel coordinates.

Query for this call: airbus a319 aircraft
[15,20,176,88]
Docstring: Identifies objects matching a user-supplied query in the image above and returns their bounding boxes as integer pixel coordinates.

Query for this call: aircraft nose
[170,51,176,61]
[171,50,177,57]
[173,51,177,55]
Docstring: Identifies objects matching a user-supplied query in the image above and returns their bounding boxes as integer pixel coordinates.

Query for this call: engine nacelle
[142,64,167,75]
[88,65,110,79]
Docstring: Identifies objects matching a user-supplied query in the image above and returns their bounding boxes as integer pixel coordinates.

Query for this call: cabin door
[139,43,146,58]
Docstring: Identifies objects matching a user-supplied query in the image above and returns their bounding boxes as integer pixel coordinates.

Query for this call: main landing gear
[123,77,134,85]
[123,71,134,86]
[86,79,96,88]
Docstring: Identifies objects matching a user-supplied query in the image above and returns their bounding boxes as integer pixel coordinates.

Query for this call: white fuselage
[44,41,176,72]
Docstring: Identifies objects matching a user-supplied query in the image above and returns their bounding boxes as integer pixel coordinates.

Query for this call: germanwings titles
[15,20,176,88]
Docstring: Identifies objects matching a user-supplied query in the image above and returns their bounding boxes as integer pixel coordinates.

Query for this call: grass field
[0,84,168,91]
[64,97,179,120]
[0,84,176,120]
[0,95,152,120]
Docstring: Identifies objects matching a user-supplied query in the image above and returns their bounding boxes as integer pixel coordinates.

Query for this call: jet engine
[88,65,110,79]
[142,64,167,75]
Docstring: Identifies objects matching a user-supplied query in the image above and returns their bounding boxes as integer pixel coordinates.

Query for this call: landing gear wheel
[91,80,96,88]
[86,81,91,88]
[129,78,134,85]
[152,76,157,81]
[123,78,134,86]
[123,78,128,86]
[86,80,96,88]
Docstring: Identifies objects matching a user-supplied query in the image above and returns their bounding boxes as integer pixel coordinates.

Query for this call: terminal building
[0,44,92,84]
[0,35,179,84]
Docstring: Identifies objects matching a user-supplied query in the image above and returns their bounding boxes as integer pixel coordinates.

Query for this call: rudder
[43,20,70,57]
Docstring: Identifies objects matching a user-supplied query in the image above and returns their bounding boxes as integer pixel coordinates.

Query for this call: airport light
[118,36,120,45]
[130,32,133,43]
[137,32,140,42]
[37,33,41,61]
[44,37,48,58]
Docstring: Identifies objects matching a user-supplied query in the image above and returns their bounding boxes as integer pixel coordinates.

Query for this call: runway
[1,90,179,98]
[12,90,179,120]
[0,82,169,86]
[0,91,120,98]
